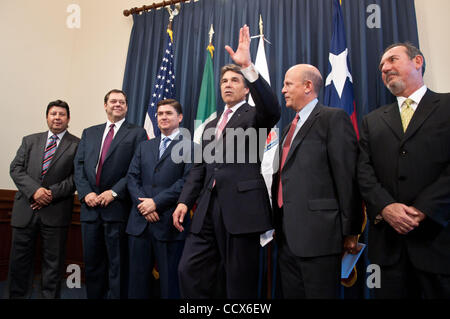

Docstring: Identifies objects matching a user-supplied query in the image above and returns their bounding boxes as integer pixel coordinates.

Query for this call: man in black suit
[172,25,280,298]
[74,89,147,299]
[126,99,193,299]
[8,100,80,298]
[272,64,362,298]
[358,42,450,298]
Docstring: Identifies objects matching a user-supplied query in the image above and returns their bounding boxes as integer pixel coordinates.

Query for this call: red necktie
[212,108,233,188]
[216,108,233,140]
[277,114,300,208]
[96,124,115,186]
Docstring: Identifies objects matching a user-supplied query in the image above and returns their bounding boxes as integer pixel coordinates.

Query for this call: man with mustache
[8,100,79,298]
[358,42,450,298]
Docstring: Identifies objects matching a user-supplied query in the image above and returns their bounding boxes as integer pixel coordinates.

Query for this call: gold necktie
[400,98,414,132]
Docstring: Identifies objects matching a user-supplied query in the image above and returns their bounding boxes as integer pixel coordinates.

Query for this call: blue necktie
[159,137,170,158]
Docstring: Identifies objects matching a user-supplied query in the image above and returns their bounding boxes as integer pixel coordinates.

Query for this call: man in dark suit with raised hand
[358,42,450,298]
[74,89,147,299]
[8,99,80,298]
[172,25,280,298]
[126,99,193,299]
[273,64,362,299]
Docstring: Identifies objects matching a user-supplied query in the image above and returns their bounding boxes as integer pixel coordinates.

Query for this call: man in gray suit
[8,100,80,298]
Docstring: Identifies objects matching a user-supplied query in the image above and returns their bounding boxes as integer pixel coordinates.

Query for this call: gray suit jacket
[10,131,80,227]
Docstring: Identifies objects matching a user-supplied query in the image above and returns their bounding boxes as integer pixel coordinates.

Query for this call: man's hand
[343,235,361,255]
[381,203,420,235]
[32,187,52,206]
[173,203,188,232]
[225,24,252,68]
[144,211,160,223]
[97,190,115,207]
[137,198,157,215]
[408,206,427,224]
[84,192,99,207]
[30,202,43,211]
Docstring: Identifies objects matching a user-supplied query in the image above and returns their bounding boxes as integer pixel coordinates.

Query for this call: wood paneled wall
[0,189,84,282]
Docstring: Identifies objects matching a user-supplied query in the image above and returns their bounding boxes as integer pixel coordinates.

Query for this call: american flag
[144,30,176,138]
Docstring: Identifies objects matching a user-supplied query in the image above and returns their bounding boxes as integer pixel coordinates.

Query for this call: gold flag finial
[259,14,263,36]
[208,24,214,45]
[207,24,215,58]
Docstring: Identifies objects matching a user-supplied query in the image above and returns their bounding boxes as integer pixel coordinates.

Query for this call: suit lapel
[402,90,439,143]
[104,121,130,162]
[34,133,49,177]
[46,133,71,173]
[283,105,320,167]
[219,104,249,140]
[157,135,180,164]
[93,124,106,163]
[380,103,403,141]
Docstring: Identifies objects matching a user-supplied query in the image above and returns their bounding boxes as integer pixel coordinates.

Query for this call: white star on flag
[325,48,353,98]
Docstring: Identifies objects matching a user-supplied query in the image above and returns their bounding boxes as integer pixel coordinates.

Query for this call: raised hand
[225,24,252,68]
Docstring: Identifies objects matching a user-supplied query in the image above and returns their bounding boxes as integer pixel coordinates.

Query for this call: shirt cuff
[241,63,259,83]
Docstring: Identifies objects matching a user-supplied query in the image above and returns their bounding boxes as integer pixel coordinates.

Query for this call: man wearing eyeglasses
[74,89,147,299]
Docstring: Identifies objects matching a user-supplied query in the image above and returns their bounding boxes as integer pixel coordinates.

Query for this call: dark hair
[157,99,183,115]
[46,100,70,118]
[104,89,128,104]
[220,64,248,88]
[383,42,426,75]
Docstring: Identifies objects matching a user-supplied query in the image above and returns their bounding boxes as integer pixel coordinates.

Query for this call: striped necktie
[400,98,415,132]
[159,136,170,159]
[42,134,58,177]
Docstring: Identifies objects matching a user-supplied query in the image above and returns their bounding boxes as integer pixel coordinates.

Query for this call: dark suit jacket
[126,135,193,241]
[358,90,450,274]
[178,76,280,235]
[10,131,80,227]
[74,121,147,222]
[272,104,362,258]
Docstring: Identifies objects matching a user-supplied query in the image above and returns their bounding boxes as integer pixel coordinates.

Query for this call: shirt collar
[107,117,126,130]
[48,130,67,140]
[297,98,319,122]
[224,100,246,114]
[161,128,180,141]
[397,85,427,112]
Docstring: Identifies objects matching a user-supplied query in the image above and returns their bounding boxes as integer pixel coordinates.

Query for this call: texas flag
[324,0,359,139]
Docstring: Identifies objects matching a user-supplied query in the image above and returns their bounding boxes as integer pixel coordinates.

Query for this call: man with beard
[358,42,450,298]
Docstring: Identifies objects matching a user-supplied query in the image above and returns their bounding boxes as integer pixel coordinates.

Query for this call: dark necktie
[96,124,115,186]
[42,134,58,177]
[277,114,300,208]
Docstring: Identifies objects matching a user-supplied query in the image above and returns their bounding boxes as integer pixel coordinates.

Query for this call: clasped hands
[31,187,52,210]
[137,198,160,223]
[381,203,426,235]
[84,190,115,208]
